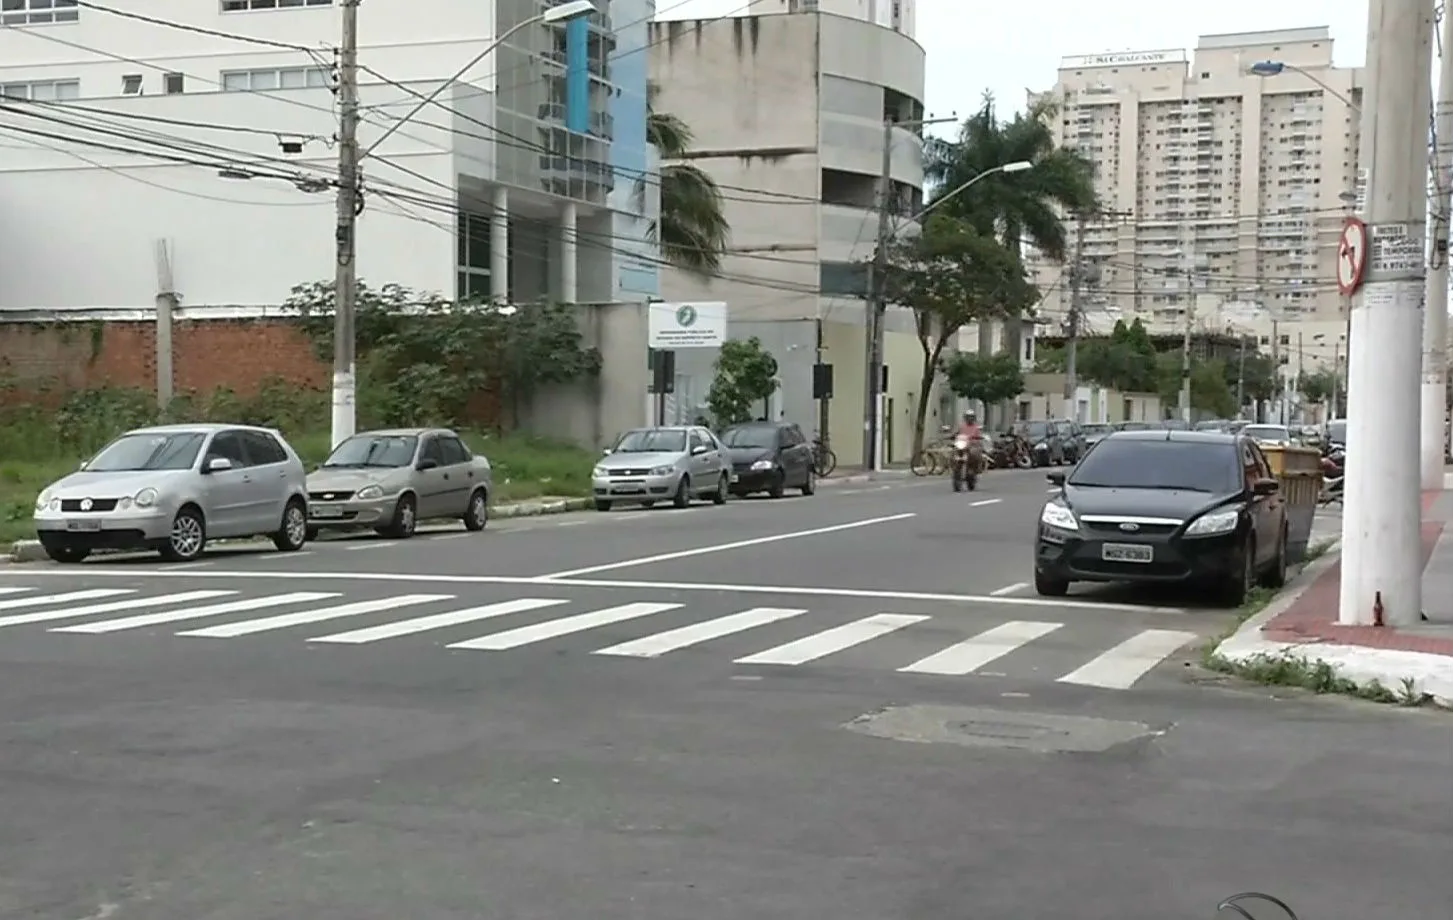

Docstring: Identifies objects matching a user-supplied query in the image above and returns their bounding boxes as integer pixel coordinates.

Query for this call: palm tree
[924,97,1098,368]
[642,85,730,277]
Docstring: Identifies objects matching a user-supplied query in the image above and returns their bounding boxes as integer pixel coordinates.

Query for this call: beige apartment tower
[1029,27,1363,371]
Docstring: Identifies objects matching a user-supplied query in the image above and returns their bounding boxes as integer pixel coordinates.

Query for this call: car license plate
[310,505,345,519]
[1102,542,1153,563]
[65,519,102,532]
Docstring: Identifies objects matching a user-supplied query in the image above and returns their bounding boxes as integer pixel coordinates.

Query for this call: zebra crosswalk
[0,584,1201,690]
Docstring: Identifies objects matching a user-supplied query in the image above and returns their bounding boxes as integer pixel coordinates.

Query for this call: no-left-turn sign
[1336,218,1368,295]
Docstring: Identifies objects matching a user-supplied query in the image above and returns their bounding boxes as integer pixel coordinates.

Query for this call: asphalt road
[2,469,1448,919]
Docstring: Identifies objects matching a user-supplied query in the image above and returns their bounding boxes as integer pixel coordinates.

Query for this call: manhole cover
[845,705,1159,752]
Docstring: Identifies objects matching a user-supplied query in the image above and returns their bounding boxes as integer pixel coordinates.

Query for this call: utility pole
[1296,329,1305,423]
[1062,213,1086,422]
[1270,319,1280,424]
[1341,0,1435,628]
[331,0,361,449]
[861,117,895,472]
[1178,306,1192,423]
[1235,335,1246,413]
[1422,2,1453,488]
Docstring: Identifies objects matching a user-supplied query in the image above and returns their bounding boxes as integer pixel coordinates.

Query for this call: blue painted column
[565,17,589,132]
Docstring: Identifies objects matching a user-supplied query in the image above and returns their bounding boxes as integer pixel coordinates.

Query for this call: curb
[6,496,596,562]
[1212,539,1453,706]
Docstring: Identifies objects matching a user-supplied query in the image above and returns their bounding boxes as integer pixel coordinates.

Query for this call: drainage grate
[845,705,1160,752]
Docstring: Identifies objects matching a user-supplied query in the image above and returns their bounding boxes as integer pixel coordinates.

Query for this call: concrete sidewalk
[1215,490,1453,706]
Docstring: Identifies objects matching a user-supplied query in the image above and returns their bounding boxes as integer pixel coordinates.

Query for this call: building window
[819,261,868,298]
[121,74,143,95]
[457,211,492,301]
[220,67,330,91]
[221,0,331,10]
[0,0,78,25]
[0,79,80,100]
[164,72,185,94]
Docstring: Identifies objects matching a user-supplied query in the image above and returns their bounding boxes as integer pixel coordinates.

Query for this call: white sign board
[649,301,727,349]
[1060,49,1186,69]
[1368,223,1424,275]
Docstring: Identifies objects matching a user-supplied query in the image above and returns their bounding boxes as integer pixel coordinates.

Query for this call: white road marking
[735,613,927,666]
[0,588,32,596]
[310,598,569,644]
[898,621,1061,675]
[346,541,398,551]
[0,589,132,612]
[534,512,916,579]
[53,592,341,633]
[593,607,805,658]
[247,551,314,561]
[28,569,1189,613]
[970,498,1001,507]
[176,594,452,638]
[1056,629,1197,689]
[990,582,1028,596]
[448,602,681,650]
[0,591,233,629]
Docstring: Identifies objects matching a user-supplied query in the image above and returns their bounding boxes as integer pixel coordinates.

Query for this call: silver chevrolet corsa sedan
[304,428,492,539]
[33,423,311,563]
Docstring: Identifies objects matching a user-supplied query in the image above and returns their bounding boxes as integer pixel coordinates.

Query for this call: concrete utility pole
[331,0,361,449]
[1422,3,1453,487]
[1178,306,1193,423]
[1235,335,1246,412]
[1341,0,1435,627]
[153,238,176,413]
[861,117,895,472]
[1062,213,1086,419]
[1270,319,1281,423]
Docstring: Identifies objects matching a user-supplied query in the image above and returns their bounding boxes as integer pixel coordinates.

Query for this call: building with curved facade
[648,9,930,462]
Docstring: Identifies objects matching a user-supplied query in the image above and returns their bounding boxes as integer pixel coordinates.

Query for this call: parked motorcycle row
[1319,440,1345,506]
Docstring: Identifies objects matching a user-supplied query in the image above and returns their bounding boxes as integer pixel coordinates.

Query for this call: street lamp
[861,159,1035,471]
[1248,60,1360,111]
[364,0,597,157]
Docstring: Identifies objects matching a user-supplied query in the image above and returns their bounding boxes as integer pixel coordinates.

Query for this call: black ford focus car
[1034,430,1288,606]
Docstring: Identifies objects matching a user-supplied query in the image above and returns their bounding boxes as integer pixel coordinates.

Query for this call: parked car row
[33,424,493,564]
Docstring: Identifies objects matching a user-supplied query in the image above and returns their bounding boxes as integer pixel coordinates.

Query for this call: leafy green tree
[285,281,599,430]
[1153,352,1235,419]
[879,214,1037,453]
[644,84,730,278]
[706,337,779,426]
[1298,369,1337,405]
[942,351,1025,410]
[922,95,1099,358]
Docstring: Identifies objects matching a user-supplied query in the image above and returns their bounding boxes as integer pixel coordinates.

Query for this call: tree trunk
[910,338,950,457]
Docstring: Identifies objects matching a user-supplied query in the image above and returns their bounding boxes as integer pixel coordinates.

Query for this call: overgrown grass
[1197,549,1437,708]
[0,391,596,545]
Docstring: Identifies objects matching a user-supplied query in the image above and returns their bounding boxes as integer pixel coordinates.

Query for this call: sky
[657,0,1370,133]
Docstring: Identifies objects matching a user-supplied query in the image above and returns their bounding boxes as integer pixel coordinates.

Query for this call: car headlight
[1184,508,1240,536]
[1035,442,1047,451]
[650,465,674,476]
[1039,502,1078,531]
[355,484,384,500]
[34,491,51,513]
[592,466,607,478]
[750,459,774,471]
[133,487,158,507]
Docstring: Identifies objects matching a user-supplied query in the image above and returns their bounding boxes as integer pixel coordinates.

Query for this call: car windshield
[323,435,418,468]
[1020,421,1050,438]
[1082,424,1112,435]
[1117,422,1155,431]
[1194,420,1225,431]
[1244,426,1289,441]
[720,426,777,449]
[85,432,206,472]
[1160,419,1189,430]
[1326,421,1346,444]
[1069,439,1240,493]
[613,429,687,453]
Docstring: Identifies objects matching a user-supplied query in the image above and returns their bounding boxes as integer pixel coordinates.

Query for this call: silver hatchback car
[33,423,311,563]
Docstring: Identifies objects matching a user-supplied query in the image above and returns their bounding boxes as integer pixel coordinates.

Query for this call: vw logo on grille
[323,493,335,500]
[1118,521,1140,532]
[79,498,93,511]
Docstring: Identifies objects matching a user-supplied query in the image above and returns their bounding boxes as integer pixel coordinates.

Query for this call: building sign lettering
[1060,50,1185,70]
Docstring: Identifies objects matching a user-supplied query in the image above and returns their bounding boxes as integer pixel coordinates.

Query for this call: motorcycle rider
[956,412,985,480]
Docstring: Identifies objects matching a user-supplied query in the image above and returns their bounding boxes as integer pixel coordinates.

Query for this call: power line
[73,0,319,52]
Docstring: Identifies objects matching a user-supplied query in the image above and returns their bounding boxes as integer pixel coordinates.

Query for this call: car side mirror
[417,458,439,471]
[204,457,232,473]
[77,459,89,471]
[1046,471,1066,486]
[601,447,613,456]
[1252,478,1279,496]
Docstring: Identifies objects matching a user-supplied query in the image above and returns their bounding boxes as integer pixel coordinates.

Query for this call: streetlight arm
[1250,60,1359,111]
[893,160,1031,237]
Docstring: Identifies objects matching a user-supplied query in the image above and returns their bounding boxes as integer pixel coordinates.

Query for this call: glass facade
[604,0,658,300]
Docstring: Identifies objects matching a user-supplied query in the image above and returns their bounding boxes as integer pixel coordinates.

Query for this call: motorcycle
[1319,446,1345,505]
[951,435,982,492]
[990,432,1033,470]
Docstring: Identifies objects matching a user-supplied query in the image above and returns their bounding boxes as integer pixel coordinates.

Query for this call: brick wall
[0,318,327,401]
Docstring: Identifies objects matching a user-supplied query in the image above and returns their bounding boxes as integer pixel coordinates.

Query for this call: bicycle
[911,436,954,476]
[811,435,837,477]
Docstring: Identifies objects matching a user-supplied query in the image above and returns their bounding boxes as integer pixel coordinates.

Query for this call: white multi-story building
[1029,27,1362,375]
[0,0,658,315]
[648,9,931,461]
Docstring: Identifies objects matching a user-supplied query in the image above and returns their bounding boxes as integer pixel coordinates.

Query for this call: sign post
[647,302,727,426]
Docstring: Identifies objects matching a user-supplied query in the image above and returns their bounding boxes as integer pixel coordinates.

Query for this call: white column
[1422,8,1453,488]
[1341,0,1435,627]
[490,185,509,302]
[559,202,578,303]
